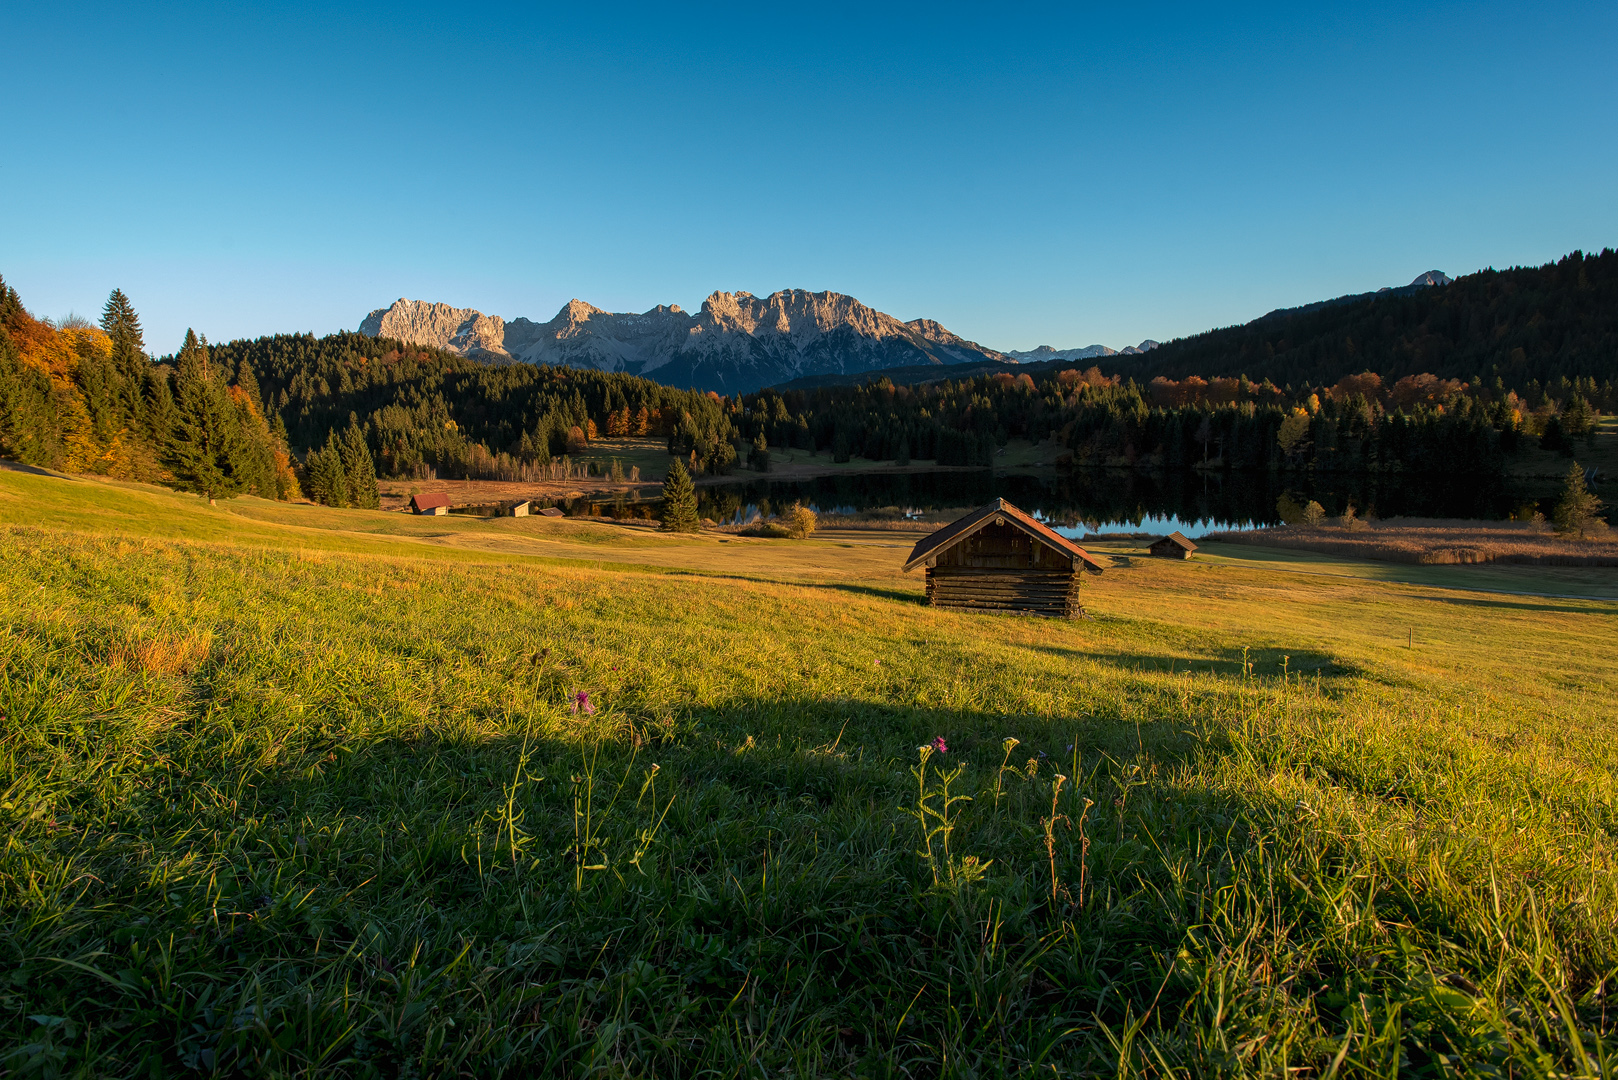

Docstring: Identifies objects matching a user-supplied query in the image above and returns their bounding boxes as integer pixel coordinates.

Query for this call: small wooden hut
[903,498,1105,617]
[1148,532,1197,559]
[509,500,531,517]
[409,492,452,516]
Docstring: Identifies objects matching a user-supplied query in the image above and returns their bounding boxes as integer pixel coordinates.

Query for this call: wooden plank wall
[922,520,1083,617]
[925,568,1080,617]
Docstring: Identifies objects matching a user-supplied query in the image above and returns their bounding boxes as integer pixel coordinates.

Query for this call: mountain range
[1003,341,1160,363]
[358,270,1459,393]
[359,290,1009,393]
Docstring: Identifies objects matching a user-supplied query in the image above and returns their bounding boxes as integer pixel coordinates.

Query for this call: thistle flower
[571,691,595,715]
[932,736,948,755]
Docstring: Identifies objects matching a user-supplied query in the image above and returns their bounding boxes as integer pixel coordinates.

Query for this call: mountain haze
[1004,341,1160,363]
[360,290,1007,392]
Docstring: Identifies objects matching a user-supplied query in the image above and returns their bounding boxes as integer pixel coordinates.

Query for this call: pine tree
[305,438,348,507]
[236,361,263,413]
[339,419,379,509]
[0,332,62,466]
[1553,462,1605,539]
[0,274,22,327]
[659,457,700,532]
[226,364,281,498]
[99,289,150,435]
[100,289,145,355]
[163,330,252,502]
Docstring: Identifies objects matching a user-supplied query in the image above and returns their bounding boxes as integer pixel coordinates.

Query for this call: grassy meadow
[2,469,1616,1077]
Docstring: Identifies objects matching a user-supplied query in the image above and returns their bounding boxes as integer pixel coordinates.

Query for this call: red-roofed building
[409,492,452,516]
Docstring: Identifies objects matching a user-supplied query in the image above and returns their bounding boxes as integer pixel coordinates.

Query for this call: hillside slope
[1107,250,1618,388]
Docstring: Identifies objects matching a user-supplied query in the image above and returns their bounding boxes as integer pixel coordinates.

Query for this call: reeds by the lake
[1211,518,1618,565]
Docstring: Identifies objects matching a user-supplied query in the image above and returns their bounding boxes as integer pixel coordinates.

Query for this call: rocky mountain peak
[359,288,1008,392]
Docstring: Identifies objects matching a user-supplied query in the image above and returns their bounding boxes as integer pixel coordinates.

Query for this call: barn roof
[1152,531,1197,551]
[903,498,1106,574]
[410,492,452,510]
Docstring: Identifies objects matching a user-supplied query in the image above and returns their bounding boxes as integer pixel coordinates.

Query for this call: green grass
[2,469,1616,1077]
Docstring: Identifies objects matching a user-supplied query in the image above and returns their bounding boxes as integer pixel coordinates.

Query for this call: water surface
[559,467,1554,537]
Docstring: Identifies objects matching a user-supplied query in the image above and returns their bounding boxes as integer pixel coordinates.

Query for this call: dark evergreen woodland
[5,249,1613,496]
[1106,249,1618,392]
[210,332,744,480]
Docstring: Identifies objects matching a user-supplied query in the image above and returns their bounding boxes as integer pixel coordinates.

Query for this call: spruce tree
[0,274,22,327]
[1553,462,1605,539]
[305,438,348,507]
[100,289,145,354]
[100,289,149,430]
[659,457,700,532]
[226,368,280,498]
[0,332,62,466]
[339,419,380,509]
[236,361,263,413]
[163,330,252,502]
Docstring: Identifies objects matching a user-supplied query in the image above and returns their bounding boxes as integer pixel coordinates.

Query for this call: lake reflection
[560,467,1535,536]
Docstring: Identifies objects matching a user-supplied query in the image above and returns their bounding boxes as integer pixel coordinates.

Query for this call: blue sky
[3,2,1615,357]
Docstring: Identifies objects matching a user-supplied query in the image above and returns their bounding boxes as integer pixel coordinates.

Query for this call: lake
[560,467,1561,538]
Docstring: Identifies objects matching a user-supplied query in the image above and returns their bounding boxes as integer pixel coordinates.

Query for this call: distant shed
[1148,532,1197,559]
[509,501,531,517]
[903,498,1105,618]
[409,492,452,516]
[537,506,565,518]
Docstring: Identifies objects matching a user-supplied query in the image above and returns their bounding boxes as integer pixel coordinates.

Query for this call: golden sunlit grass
[1,467,1615,1076]
[108,627,214,677]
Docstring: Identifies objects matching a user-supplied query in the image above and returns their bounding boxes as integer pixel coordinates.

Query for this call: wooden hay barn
[903,498,1105,618]
[409,492,452,516]
[1148,531,1197,559]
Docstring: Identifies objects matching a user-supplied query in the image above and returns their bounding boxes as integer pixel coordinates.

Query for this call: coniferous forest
[1106,248,1618,390]
[1,250,1613,506]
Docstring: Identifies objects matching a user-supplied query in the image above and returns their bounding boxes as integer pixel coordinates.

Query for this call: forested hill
[5,261,1613,509]
[1105,249,1618,389]
[209,331,744,479]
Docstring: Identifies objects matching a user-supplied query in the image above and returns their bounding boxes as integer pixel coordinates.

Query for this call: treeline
[6,252,1613,504]
[0,276,300,501]
[1104,248,1618,392]
[732,362,1603,476]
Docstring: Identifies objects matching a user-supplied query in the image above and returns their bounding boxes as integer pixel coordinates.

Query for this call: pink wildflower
[571,691,595,715]
[932,736,947,755]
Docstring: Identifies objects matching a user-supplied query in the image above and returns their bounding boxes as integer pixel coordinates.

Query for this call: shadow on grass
[659,569,926,605]
[1023,643,1356,680]
[22,684,1588,1078]
[1421,593,1618,616]
[0,459,78,480]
